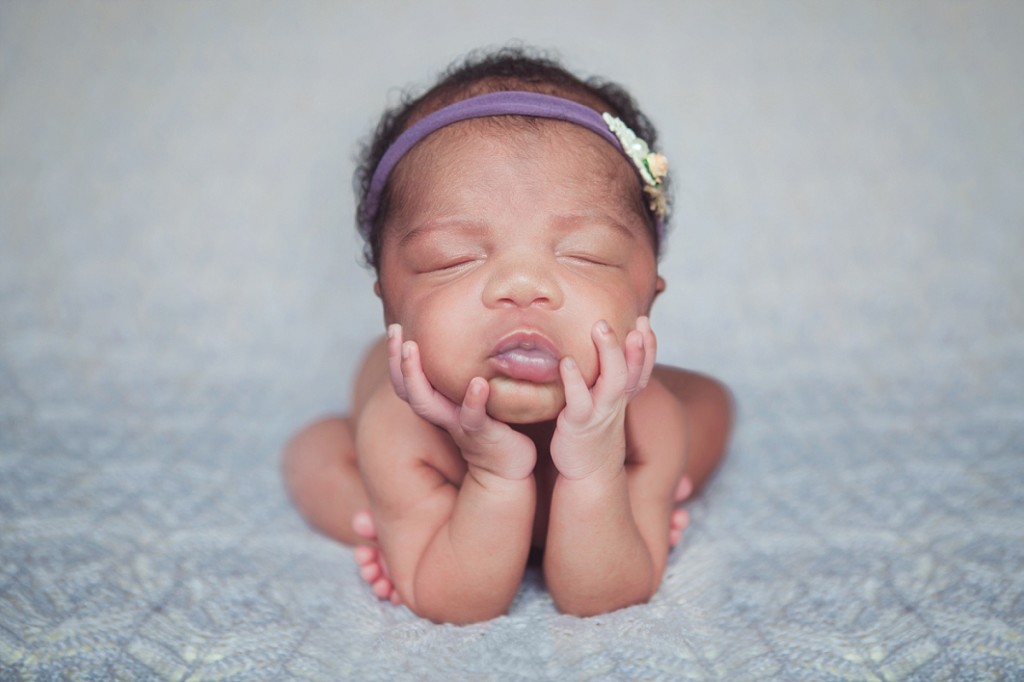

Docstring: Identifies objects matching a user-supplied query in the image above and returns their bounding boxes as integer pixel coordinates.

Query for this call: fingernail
[597,320,611,334]
[401,341,412,359]
[562,356,575,371]
[387,324,398,340]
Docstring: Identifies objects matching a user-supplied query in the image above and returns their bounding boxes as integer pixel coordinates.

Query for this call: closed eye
[437,258,476,271]
[560,253,616,267]
[420,255,484,275]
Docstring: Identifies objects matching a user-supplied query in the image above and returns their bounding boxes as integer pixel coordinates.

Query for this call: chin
[486,377,565,424]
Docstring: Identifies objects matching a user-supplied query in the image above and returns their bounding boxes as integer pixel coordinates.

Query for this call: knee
[704,376,735,436]
[698,376,734,453]
[676,373,734,436]
[281,416,349,489]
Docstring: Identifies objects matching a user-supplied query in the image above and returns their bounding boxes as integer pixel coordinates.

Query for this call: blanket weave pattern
[2,2,1022,679]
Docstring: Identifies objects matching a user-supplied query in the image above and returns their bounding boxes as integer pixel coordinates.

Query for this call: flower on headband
[602,113,669,219]
[645,152,669,182]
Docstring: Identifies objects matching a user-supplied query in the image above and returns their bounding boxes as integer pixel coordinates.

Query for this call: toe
[360,562,382,583]
[672,508,690,530]
[352,510,377,540]
[674,476,693,503]
[354,545,376,565]
[669,509,690,547]
[372,578,393,599]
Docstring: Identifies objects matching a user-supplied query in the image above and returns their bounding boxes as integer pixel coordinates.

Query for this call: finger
[386,324,408,401]
[400,340,457,427]
[591,320,628,405]
[458,377,491,435]
[623,328,647,396]
[638,316,658,389]
[559,356,593,423]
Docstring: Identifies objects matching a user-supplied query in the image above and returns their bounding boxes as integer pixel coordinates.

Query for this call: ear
[654,275,666,298]
[645,275,666,315]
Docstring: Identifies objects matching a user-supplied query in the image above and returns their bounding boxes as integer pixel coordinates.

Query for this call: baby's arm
[356,327,537,624]
[544,318,683,616]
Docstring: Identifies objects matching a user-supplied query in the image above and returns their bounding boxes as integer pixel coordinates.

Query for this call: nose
[482,253,564,309]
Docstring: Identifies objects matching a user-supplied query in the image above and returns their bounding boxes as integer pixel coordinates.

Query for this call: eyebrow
[394,207,646,247]
[551,210,644,241]
[396,218,488,247]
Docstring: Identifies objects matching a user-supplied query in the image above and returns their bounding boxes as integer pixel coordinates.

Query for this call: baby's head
[357,48,669,270]
[355,48,672,422]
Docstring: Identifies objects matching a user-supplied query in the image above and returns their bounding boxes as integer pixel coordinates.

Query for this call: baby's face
[376,121,662,423]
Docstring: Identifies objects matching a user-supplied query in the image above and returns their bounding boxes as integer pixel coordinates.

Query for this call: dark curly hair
[354,46,668,271]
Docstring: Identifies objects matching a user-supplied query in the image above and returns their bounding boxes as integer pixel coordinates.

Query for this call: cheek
[566,284,651,385]
[386,287,482,401]
[415,288,480,339]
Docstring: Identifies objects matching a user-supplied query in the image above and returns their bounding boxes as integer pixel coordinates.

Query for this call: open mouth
[489,332,561,383]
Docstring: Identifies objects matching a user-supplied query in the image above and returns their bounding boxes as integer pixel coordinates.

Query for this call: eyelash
[562,253,612,267]
[425,256,479,274]
[416,251,615,274]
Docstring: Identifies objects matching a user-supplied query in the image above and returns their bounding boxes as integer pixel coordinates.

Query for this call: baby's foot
[670,476,693,547]
[352,510,401,605]
[669,508,691,547]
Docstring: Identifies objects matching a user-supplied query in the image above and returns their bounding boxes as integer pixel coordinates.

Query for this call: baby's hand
[387,324,537,481]
[550,317,657,481]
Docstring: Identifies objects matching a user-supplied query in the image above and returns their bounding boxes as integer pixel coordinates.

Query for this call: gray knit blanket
[2,2,1021,679]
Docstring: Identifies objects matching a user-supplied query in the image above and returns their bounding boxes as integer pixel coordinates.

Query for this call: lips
[489,332,562,383]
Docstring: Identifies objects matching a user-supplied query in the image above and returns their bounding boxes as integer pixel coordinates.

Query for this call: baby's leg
[282,416,369,545]
[653,367,733,494]
[283,419,401,603]
[283,338,390,545]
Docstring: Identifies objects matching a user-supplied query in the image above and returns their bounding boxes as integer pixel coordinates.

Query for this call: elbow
[545,546,659,617]
[406,576,517,625]
[552,587,653,618]
[550,574,656,618]
[411,594,513,625]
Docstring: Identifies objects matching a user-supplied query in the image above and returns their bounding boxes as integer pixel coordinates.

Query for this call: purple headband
[360,91,667,240]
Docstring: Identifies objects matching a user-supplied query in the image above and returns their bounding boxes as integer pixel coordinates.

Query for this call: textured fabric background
[1,2,1022,679]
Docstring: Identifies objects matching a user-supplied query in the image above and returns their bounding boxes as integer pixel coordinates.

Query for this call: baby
[283,48,732,624]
